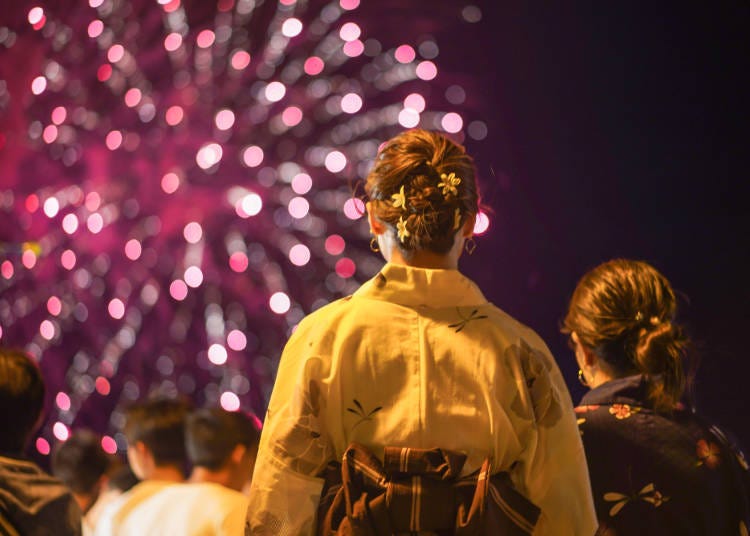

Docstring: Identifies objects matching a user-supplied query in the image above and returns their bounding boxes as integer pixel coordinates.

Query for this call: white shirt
[92,480,175,536]
[246,263,597,535]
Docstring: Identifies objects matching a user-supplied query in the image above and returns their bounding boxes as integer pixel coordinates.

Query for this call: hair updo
[562,259,690,412]
[365,129,479,255]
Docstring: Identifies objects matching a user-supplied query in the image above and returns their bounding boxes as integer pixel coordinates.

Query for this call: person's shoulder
[481,303,552,354]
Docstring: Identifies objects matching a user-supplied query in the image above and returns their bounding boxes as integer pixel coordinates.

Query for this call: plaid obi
[318,443,540,536]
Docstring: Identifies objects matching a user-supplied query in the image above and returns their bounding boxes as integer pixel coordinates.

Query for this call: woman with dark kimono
[563,259,750,535]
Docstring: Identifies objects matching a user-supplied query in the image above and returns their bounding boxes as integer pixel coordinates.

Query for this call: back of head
[185,408,260,470]
[563,259,689,412]
[51,430,111,495]
[123,397,190,467]
[0,348,45,453]
[365,129,479,256]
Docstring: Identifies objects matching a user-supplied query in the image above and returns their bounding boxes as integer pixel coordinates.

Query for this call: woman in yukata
[246,129,597,535]
[564,259,750,535]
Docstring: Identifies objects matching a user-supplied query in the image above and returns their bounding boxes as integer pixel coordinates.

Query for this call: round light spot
[281,106,303,127]
[196,29,215,48]
[269,292,291,314]
[28,7,44,25]
[1,261,14,279]
[227,329,247,351]
[468,120,488,141]
[40,320,55,340]
[304,56,324,75]
[124,88,142,107]
[265,81,286,102]
[165,105,184,126]
[164,32,183,52]
[415,60,438,81]
[398,108,420,128]
[341,93,363,114]
[184,266,204,288]
[22,249,37,269]
[214,109,235,130]
[404,93,426,113]
[473,211,490,234]
[62,213,78,234]
[51,106,67,125]
[343,39,364,57]
[183,221,203,243]
[228,252,248,272]
[95,376,111,395]
[240,193,262,216]
[107,44,125,63]
[124,239,142,260]
[43,197,60,218]
[339,22,361,42]
[342,197,365,220]
[281,18,303,37]
[108,298,125,319]
[287,197,309,219]
[324,150,347,173]
[220,391,240,411]
[441,112,463,133]
[87,213,104,234]
[31,76,47,95]
[340,0,360,10]
[169,279,188,301]
[289,244,311,266]
[88,19,104,38]
[53,422,69,441]
[101,435,118,454]
[208,344,228,365]
[394,44,416,63]
[291,173,312,194]
[105,130,123,150]
[325,234,345,255]
[61,250,76,270]
[56,392,71,411]
[230,50,251,70]
[47,296,62,316]
[161,171,180,193]
[335,257,356,278]
[242,145,264,167]
[196,142,223,169]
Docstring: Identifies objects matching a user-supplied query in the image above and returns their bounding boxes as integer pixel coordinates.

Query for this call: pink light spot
[240,193,262,216]
[56,392,71,411]
[404,93,426,113]
[325,151,347,173]
[183,222,203,243]
[42,125,58,144]
[165,105,184,126]
[343,197,365,220]
[287,197,310,219]
[230,50,251,70]
[416,60,438,81]
[304,56,324,75]
[47,296,62,316]
[105,130,123,150]
[28,7,44,25]
[61,250,76,270]
[101,436,118,454]
[215,109,235,130]
[161,172,180,193]
[85,192,101,211]
[196,143,223,169]
[242,146,264,167]
[87,213,104,234]
[279,0,296,4]
[107,44,124,63]
[196,29,215,48]
[51,106,67,125]
[43,197,60,218]
[63,214,78,234]
[164,32,183,52]
[343,39,364,58]
[394,44,416,64]
[264,81,286,102]
[229,252,248,272]
[340,0,360,10]
[53,422,69,441]
[208,344,228,365]
[124,88,142,107]
[325,235,345,255]
[281,18,303,38]
[95,376,111,395]
[339,22,361,42]
[22,249,37,269]
[269,292,291,314]
[25,194,40,213]
[398,109,419,128]
[335,257,356,278]
[124,239,142,260]
[281,106,303,127]
[184,266,203,288]
[88,19,104,38]
[1,261,13,279]
[162,0,180,12]
[89,0,104,7]
[441,112,463,133]
[473,211,490,235]
[220,392,240,411]
[108,298,125,319]
[227,329,247,351]
[289,244,311,266]
[169,279,188,301]
[31,76,47,95]
[36,437,50,456]
[291,173,312,194]
[341,93,362,114]
[40,320,55,340]
[97,64,112,82]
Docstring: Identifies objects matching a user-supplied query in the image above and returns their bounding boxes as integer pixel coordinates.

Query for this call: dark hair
[562,259,689,412]
[185,408,260,471]
[51,430,111,495]
[0,348,45,453]
[365,129,479,256]
[107,464,140,492]
[123,397,190,466]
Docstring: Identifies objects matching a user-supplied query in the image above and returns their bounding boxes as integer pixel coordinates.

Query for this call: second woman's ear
[366,202,386,235]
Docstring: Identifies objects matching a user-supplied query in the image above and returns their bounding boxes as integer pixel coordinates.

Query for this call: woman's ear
[462,214,476,238]
[366,202,386,235]
[572,332,598,368]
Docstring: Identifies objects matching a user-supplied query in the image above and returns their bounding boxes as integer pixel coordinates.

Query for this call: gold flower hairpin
[438,172,461,197]
[453,207,462,230]
[391,185,406,211]
[396,216,410,242]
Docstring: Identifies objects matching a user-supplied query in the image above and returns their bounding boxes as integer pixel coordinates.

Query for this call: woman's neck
[387,248,458,270]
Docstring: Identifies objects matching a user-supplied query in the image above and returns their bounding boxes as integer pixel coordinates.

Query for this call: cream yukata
[246,263,597,535]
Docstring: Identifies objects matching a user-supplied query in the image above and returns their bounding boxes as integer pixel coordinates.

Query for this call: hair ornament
[453,207,462,230]
[438,172,461,197]
[635,311,644,322]
[396,216,410,242]
[649,316,661,326]
[391,185,407,211]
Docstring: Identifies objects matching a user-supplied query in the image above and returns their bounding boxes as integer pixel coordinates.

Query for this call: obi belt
[317,443,540,536]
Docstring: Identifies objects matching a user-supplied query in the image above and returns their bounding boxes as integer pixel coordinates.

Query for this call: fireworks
[0,0,489,456]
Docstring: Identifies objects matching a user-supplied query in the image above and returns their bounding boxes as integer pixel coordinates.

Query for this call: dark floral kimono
[576,375,750,535]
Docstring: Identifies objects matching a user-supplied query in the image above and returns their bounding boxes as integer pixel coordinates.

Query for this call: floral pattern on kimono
[507,339,563,428]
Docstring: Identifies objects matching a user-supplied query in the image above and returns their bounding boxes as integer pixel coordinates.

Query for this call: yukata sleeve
[505,338,598,536]
[245,320,335,536]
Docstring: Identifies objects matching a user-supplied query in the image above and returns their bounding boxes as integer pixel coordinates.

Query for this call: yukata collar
[580,374,651,408]
[354,262,488,308]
